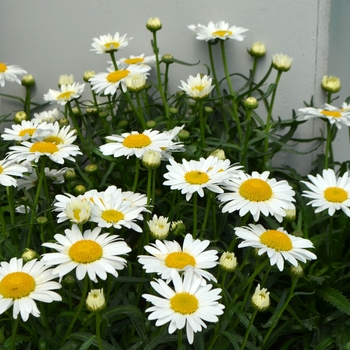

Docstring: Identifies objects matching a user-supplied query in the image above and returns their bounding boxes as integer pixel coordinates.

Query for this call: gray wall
[0,0,331,174]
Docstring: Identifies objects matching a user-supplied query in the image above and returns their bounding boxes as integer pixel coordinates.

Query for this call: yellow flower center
[19,128,36,137]
[165,252,196,269]
[239,178,272,201]
[69,240,103,263]
[123,134,151,148]
[193,85,205,91]
[170,292,199,315]
[104,41,120,50]
[124,57,144,64]
[213,30,232,37]
[260,230,293,251]
[0,166,3,174]
[0,272,35,299]
[0,63,7,72]
[57,91,74,101]
[184,171,210,185]
[321,110,342,118]
[44,136,64,144]
[101,209,124,223]
[30,141,58,154]
[107,70,130,83]
[73,209,81,221]
[324,187,348,203]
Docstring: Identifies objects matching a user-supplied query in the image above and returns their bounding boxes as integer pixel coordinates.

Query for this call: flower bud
[170,220,186,236]
[177,129,190,141]
[147,214,170,239]
[22,248,39,262]
[85,164,99,174]
[14,111,28,124]
[36,216,48,225]
[142,150,161,169]
[169,107,178,115]
[74,185,86,195]
[145,120,157,129]
[219,252,237,272]
[251,284,270,311]
[248,42,266,58]
[284,208,296,222]
[21,74,35,87]
[86,106,98,116]
[70,106,81,117]
[210,149,226,160]
[126,72,147,92]
[84,70,96,82]
[86,288,106,312]
[58,74,74,88]
[118,119,129,128]
[98,110,109,119]
[146,17,162,32]
[321,75,341,93]
[62,274,76,288]
[204,106,213,114]
[64,169,76,181]
[272,54,293,72]
[58,117,70,127]
[290,264,304,278]
[243,97,258,110]
[162,54,174,64]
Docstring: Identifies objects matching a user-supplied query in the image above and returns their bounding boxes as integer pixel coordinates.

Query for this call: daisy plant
[1,15,350,350]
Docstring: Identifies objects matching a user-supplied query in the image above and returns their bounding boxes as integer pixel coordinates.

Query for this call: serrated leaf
[316,286,350,316]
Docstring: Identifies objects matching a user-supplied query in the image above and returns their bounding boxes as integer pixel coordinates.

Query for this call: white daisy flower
[42,224,131,282]
[0,257,61,321]
[32,108,62,124]
[89,65,148,95]
[302,168,350,216]
[100,129,175,160]
[188,21,248,41]
[1,120,54,142]
[235,224,316,271]
[0,62,27,87]
[90,189,144,232]
[7,124,81,164]
[116,54,157,71]
[297,104,350,129]
[163,156,231,201]
[0,159,28,187]
[179,73,214,100]
[43,82,85,105]
[143,269,224,344]
[58,196,92,224]
[218,171,295,222]
[91,32,131,54]
[138,233,219,283]
[147,214,170,239]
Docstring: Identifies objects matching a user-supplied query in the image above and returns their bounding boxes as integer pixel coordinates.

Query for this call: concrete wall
[0,0,331,174]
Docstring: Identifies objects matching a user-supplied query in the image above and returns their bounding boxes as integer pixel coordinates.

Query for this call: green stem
[324,122,334,169]
[107,95,115,120]
[177,329,182,350]
[61,276,89,346]
[109,52,118,71]
[200,191,212,239]
[135,92,146,129]
[24,86,32,117]
[208,42,221,97]
[242,109,252,171]
[123,91,145,129]
[6,186,17,242]
[263,71,283,170]
[241,309,258,350]
[262,278,298,347]
[10,317,19,350]
[192,192,198,238]
[132,158,140,192]
[95,311,103,350]
[198,100,206,148]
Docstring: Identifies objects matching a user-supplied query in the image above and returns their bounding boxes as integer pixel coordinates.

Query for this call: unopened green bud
[14,111,28,123]
[70,107,81,117]
[74,185,86,195]
[243,97,258,109]
[36,216,48,225]
[98,111,109,119]
[169,107,178,115]
[177,129,190,141]
[86,106,98,116]
[204,106,213,114]
[290,264,304,278]
[59,117,70,127]
[162,54,174,64]
[85,164,98,173]
[64,169,76,181]
[21,74,35,87]
[118,119,129,128]
[62,274,76,287]
[170,220,186,236]
[146,120,157,129]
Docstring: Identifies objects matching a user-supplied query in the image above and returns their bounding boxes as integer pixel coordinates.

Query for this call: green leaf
[316,286,350,316]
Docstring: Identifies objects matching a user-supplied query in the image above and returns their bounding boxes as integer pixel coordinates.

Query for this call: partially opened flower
[297,104,350,129]
[251,284,270,311]
[117,54,157,71]
[179,73,214,100]
[235,224,316,271]
[100,129,175,159]
[188,21,248,41]
[44,82,85,105]
[272,54,293,72]
[147,214,171,239]
[32,108,62,124]
[0,62,27,87]
[163,156,230,201]
[42,224,131,282]
[321,75,341,93]
[0,159,28,187]
[91,32,130,54]
[143,269,224,344]
[218,170,295,222]
[0,258,61,321]
[138,233,218,283]
[302,168,350,216]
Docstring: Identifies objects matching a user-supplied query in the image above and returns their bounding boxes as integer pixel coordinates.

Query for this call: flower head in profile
[322,75,341,93]
[86,288,106,312]
[32,108,62,124]
[146,17,162,32]
[248,42,266,58]
[163,156,231,201]
[125,71,149,92]
[297,104,350,129]
[91,32,130,54]
[100,129,176,160]
[179,73,214,100]
[89,65,148,95]
[0,257,61,321]
[218,170,295,222]
[188,21,248,41]
[0,62,27,87]
[251,284,270,311]
[44,82,85,105]
[147,214,170,239]
[0,159,28,187]
[302,168,350,216]
[219,252,237,272]
[235,224,316,271]
[138,233,219,283]
[42,224,131,282]
[117,54,157,71]
[143,269,224,344]
[272,54,293,72]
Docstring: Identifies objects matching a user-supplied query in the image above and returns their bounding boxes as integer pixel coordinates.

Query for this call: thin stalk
[107,95,115,120]
[123,91,145,129]
[192,192,198,238]
[24,86,32,117]
[10,317,19,350]
[200,191,212,239]
[324,122,334,169]
[6,186,17,241]
[135,92,146,129]
[241,309,258,350]
[109,52,118,70]
[177,329,182,350]
[95,311,103,350]
[207,42,222,97]
[198,100,206,148]
[132,158,140,192]
[242,109,252,171]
